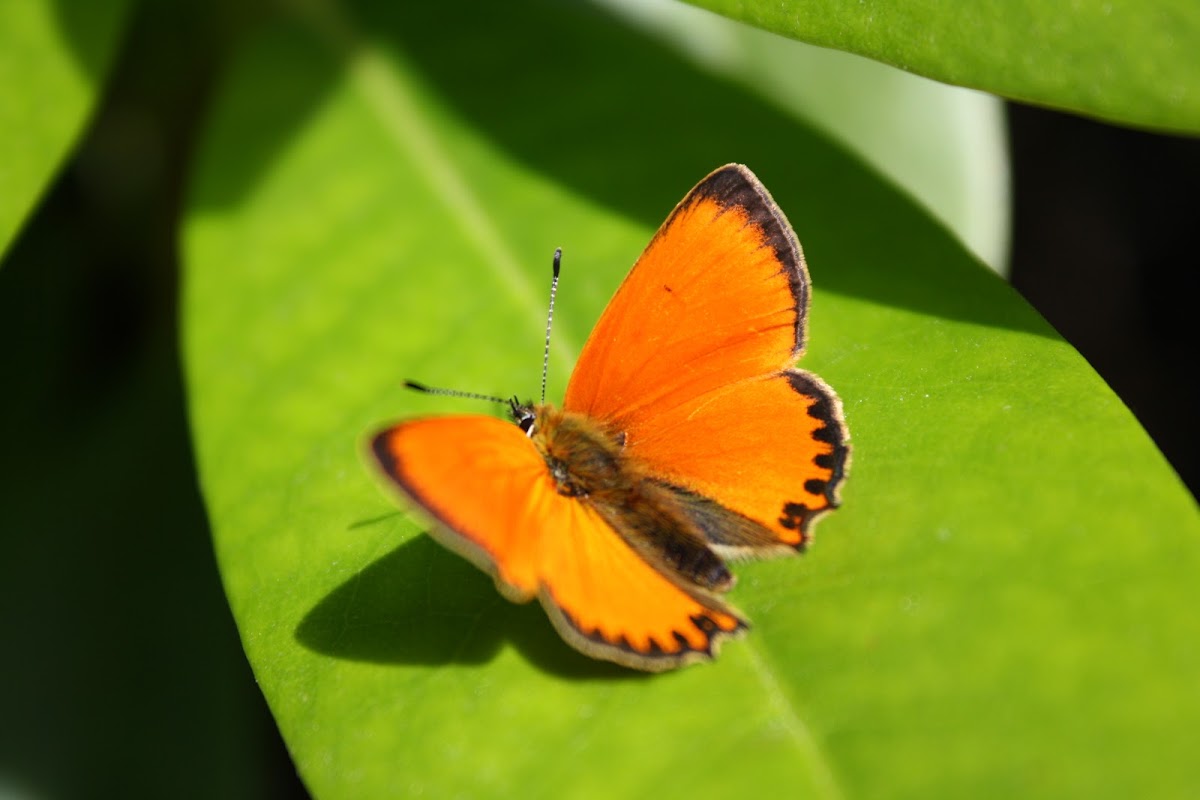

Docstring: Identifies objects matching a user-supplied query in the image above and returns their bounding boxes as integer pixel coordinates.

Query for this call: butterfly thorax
[528,405,630,500]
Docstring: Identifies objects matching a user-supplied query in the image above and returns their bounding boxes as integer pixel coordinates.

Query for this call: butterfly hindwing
[632,370,848,549]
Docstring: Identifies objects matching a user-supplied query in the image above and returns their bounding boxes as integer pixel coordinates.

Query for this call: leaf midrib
[290,0,579,368]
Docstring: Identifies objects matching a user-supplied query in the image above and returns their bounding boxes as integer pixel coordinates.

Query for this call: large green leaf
[183,2,1200,798]
[0,0,131,259]
[685,0,1200,134]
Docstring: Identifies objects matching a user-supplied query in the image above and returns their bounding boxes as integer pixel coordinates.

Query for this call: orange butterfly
[370,164,849,671]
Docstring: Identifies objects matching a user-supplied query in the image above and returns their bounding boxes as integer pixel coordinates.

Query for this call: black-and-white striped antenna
[540,248,562,405]
[403,381,508,405]
[402,247,563,418]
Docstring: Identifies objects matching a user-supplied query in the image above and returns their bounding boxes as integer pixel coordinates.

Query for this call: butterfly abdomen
[595,483,735,594]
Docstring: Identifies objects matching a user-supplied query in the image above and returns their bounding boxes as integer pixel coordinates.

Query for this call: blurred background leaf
[0,1,306,797]
[0,0,132,259]
[685,0,1200,134]
[182,1,1199,798]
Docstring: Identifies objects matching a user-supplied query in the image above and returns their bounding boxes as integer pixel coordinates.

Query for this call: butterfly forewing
[371,415,746,670]
[564,165,807,423]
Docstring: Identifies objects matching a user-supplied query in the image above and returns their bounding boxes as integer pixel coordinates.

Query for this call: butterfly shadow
[295,531,648,682]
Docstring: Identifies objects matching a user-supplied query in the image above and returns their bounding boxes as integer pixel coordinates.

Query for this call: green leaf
[183,2,1200,798]
[684,0,1200,134]
[0,0,132,260]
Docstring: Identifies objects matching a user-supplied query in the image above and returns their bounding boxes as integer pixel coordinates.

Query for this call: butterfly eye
[518,415,537,436]
[509,397,537,436]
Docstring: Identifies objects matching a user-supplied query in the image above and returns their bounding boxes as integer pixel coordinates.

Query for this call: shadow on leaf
[191,0,1054,338]
[351,0,1051,338]
[295,532,646,681]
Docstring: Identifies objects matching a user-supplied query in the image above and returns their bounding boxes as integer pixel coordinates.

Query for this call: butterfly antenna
[540,247,562,406]
[404,380,508,405]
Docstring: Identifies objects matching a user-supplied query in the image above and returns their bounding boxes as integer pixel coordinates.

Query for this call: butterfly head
[509,397,538,436]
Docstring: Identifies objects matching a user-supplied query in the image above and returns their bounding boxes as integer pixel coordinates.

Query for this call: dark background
[1007,107,1198,492]
[1,2,1195,797]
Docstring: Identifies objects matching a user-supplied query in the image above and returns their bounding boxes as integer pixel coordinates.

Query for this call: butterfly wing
[370,416,745,670]
[632,371,847,551]
[564,164,849,549]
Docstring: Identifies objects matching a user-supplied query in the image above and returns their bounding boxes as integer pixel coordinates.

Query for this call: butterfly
[369,164,849,671]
